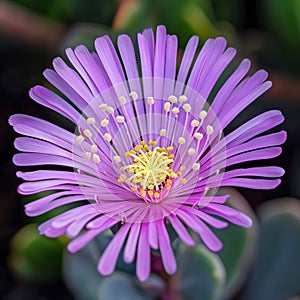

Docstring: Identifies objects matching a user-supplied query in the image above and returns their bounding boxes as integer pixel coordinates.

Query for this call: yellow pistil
[120,140,180,199]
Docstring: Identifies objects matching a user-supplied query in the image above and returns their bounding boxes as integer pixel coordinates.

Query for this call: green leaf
[262,0,300,47]
[8,223,64,282]
[99,272,164,300]
[171,244,226,300]
[215,188,258,299]
[244,197,300,300]
[113,0,219,47]
[63,241,104,300]
[63,231,135,299]
[59,23,120,52]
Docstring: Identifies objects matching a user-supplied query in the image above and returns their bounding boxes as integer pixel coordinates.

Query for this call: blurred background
[0,0,299,299]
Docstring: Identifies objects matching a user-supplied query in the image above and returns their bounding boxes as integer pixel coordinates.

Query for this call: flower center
[119,140,179,200]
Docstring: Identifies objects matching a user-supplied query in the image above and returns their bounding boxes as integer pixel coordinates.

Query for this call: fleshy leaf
[99,272,164,300]
[214,188,258,299]
[171,244,226,300]
[63,232,149,299]
[63,233,109,300]
[8,223,64,282]
[244,197,300,300]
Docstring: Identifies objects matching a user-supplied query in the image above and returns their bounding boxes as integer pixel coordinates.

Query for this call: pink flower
[10,25,286,281]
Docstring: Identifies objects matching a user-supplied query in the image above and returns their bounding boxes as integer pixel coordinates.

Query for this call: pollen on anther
[113,155,121,163]
[83,129,92,138]
[172,107,179,115]
[183,103,191,112]
[206,125,214,135]
[87,117,96,125]
[140,189,146,197]
[149,140,157,146]
[104,133,112,142]
[129,91,138,100]
[192,162,200,170]
[76,135,84,144]
[119,96,126,105]
[147,97,154,105]
[199,110,208,120]
[194,132,204,140]
[84,152,91,160]
[188,148,196,155]
[178,137,186,144]
[180,178,187,184]
[179,95,187,103]
[116,115,125,123]
[191,119,200,127]
[93,154,101,163]
[168,95,177,103]
[91,145,98,153]
[160,129,167,136]
[106,106,114,114]
[99,103,108,111]
[101,119,109,127]
[164,102,171,112]
[154,192,160,198]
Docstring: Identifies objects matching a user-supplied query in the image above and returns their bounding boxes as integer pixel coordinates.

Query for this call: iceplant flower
[10,25,286,281]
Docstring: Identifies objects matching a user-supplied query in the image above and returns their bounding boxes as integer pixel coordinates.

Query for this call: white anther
[164,102,171,112]
[188,148,196,155]
[104,133,112,142]
[172,107,179,115]
[113,155,121,163]
[147,97,155,105]
[87,117,96,125]
[100,119,109,127]
[199,110,208,120]
[180,178,187,184]
[83,129,92,138]
[76,135,84,144]
[116,115,125,123]
[179,95,188,103]
[206,125,214,135]
[93,154,101,163]
[183,103,191,113]
[99,103,108,111]
[84,152,91,160]
[178,137,186,144]
[106,106,114,114]
[129,91,138,100]
[91,145,98,153]
[191,119,200,127]
[194,132,204,140]
[160,129,167,136]
[119,96,126,105]
[168,95,177,103]
[192,162,200,171]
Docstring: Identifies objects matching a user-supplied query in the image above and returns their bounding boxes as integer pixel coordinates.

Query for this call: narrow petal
[157,219,177,275]
[136,223,151,282]
[98,223,131,276]
[123,223,141,263]
[167,214,194,246]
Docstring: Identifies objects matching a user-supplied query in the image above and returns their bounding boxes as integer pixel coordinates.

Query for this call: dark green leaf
[244,197,300,300]
[99,272,163,300]
[171,244,225,300]
[215,188,258,299]
[9,223,64,282]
